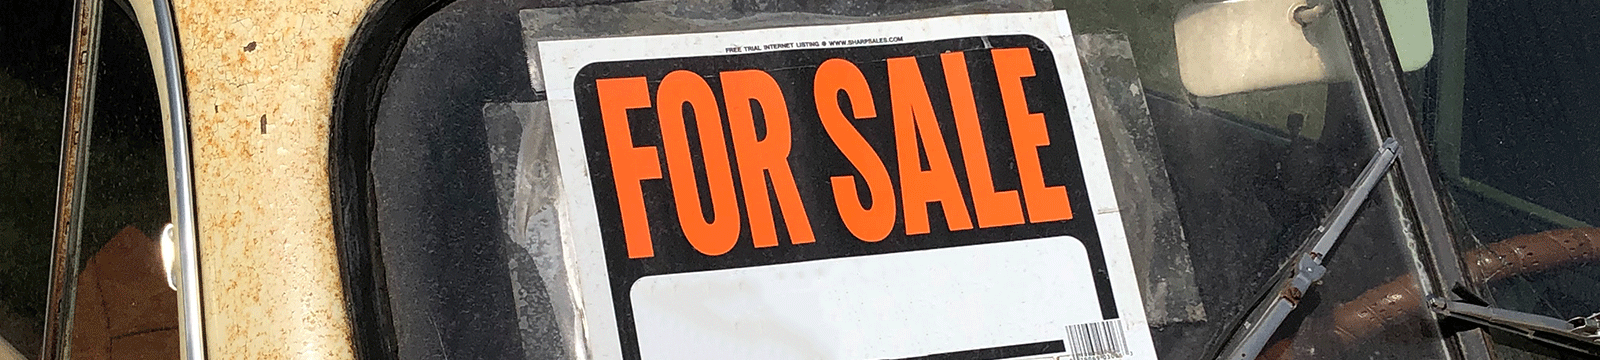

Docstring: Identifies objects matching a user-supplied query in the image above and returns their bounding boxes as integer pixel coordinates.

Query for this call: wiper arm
[1432,293,1600,357]
[1216,138,1400,360]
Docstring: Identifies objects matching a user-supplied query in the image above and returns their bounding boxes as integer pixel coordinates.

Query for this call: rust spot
[244,41,257,52]
[330,37,348,59]
[1280,286,1304,306]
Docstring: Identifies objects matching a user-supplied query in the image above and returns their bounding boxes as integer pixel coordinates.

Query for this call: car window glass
[41,1,177,359]
[1063,1,1448,358]
[1401,0,1600,358]
[0,0,73,358]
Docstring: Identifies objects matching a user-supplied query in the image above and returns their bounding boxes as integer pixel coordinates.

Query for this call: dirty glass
[365,0,1451,358]
[0,0,72,358]
[1401,0,1600,358]
[1059,0,1449,358]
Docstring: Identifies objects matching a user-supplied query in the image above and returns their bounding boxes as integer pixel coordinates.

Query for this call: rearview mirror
[1174,0,1433,97]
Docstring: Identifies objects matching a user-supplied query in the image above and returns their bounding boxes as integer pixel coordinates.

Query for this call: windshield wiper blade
[1432,295,1600,357]
[1215,138,1400,360]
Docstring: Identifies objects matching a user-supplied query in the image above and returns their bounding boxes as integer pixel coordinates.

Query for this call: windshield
[1063,1,1448,358]
[1402,0,1600,357]
[351,0,1453,358]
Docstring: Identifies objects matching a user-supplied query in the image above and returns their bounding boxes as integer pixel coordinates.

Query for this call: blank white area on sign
[629,236,1101,359]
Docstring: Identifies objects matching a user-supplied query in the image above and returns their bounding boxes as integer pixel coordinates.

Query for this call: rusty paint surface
[172,0,373,358]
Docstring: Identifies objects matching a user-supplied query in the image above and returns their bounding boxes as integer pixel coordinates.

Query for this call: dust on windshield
[1403,0,1600,358]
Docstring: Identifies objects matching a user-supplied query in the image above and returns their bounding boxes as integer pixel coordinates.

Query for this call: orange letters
[723,70,817,247]
[596,47,1076,259]
[994,48,1074,223]
[816,59,897,242]
[658,70,742,256]
[597,77,663,259]
[887,56,974,235]
[942,52,1026,228]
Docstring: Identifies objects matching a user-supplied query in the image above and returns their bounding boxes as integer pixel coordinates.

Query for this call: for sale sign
[538,11,1154,360]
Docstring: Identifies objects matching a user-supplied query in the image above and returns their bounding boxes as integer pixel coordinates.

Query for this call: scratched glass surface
[1404,1,1600,359]
[365,0,1453,358]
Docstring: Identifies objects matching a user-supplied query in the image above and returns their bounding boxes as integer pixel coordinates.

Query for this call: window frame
[1338,0,1494,358]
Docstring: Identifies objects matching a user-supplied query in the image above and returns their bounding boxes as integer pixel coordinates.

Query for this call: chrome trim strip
[145,0,207,357]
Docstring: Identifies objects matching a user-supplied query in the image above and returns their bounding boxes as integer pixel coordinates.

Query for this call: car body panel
[173,0,371,357]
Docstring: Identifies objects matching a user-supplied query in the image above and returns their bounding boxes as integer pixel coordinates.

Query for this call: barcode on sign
[1062,319,1131,359]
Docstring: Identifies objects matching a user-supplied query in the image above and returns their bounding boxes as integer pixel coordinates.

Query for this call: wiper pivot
[1432,290,1600,357]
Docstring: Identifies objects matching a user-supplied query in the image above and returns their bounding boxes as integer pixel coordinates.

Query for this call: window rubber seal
[329,0,456,358]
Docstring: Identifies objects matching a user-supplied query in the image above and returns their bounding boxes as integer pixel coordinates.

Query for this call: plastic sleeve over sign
[498,1,1196,359]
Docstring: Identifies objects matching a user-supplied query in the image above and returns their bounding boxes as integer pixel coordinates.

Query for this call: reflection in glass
[1063,0,1448,358]
[57,0,176,359]
[1404,0,1600,358]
